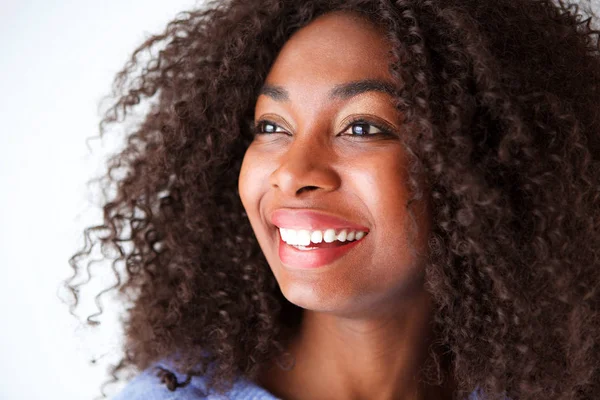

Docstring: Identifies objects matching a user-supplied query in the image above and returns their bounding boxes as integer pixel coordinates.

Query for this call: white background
[0,1,200,399]
[2,1,599,400]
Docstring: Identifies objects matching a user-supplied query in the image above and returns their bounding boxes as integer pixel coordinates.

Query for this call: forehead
[264,11,395,92]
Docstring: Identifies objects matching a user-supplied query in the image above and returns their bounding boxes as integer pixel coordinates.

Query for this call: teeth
[310,230,323,243]
[323,229,336,243]
[286,229,296,244]
[279,227,368,246]
[297,230,311,246]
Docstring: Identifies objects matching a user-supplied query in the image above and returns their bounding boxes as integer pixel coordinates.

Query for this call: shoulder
[111,361,280,400]
[111,361,208,400]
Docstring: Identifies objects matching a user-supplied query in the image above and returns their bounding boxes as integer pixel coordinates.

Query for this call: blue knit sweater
[111,360,489,400]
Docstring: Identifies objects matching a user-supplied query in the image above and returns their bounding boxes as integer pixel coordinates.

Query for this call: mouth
[276,227,368,269]
[269,208,370,269]
[280,226,367,245]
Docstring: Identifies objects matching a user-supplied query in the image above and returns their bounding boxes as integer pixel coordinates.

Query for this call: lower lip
[278,236,364,269]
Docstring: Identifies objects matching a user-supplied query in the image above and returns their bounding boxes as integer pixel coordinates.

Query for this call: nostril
[296,185,320,195]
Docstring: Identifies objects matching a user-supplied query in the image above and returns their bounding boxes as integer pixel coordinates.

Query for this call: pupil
[265,123,275,133]
[353,123,369,135]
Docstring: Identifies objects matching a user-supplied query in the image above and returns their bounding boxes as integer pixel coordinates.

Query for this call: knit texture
[111,360,491,400]
[111,361,278,400]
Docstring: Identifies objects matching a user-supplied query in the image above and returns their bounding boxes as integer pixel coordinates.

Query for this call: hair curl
[64,0,600,399]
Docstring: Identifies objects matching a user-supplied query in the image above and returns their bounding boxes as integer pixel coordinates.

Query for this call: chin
[278,280,353,315]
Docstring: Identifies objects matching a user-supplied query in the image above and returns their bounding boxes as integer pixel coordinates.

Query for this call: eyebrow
[259,85,289,101]
[259,79,397,102]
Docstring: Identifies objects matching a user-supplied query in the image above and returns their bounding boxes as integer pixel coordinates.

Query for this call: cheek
[352,150,411,220]
[238,146,263,212]
[351,150,426,265]
[238,145,276,244]
[238,147,283,276]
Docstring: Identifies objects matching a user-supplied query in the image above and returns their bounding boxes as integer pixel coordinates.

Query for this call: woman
[65,0,600,399]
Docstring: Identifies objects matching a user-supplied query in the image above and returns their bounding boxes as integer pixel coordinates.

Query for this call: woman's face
[239,12,432,317]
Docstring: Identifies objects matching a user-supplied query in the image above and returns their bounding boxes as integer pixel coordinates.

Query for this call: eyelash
[253,118,395,138]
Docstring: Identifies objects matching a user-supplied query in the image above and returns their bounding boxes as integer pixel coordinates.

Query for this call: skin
[238,11,453,400]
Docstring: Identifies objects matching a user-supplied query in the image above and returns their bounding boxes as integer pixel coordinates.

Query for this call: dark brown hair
[64,0,600,399]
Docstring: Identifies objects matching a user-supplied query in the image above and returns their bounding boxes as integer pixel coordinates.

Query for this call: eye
[254,120,288,134]
[340,120,391,138]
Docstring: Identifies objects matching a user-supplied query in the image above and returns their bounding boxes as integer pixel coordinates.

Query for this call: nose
[269,135,341,197]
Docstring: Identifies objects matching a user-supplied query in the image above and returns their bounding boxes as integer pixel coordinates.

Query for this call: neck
[257,290,454,400]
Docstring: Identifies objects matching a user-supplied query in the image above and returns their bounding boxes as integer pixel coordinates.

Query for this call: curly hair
[64,0,600,399]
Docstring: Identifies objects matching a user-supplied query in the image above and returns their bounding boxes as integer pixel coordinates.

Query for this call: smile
[277,229,367,269]
[279,227,367,246]
[270,208,370,269]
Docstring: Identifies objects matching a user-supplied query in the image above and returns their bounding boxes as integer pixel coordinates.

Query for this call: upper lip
[269,208,370,231]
